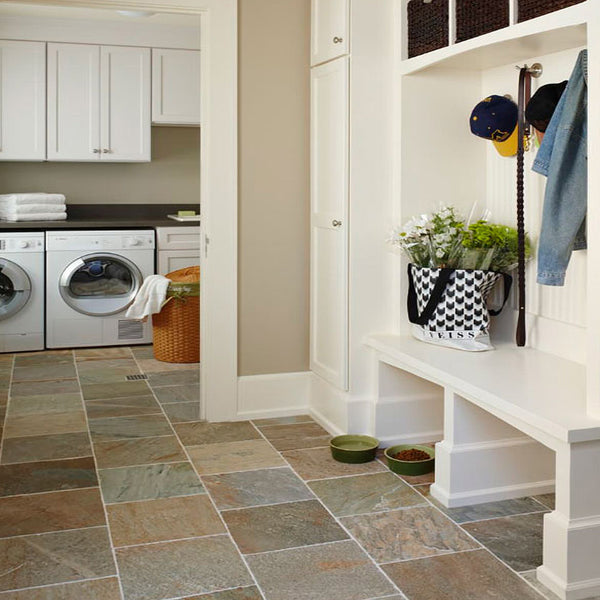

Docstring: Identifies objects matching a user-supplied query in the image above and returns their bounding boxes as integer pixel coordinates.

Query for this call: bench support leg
[431,390,555,507]
[537,440,600,600]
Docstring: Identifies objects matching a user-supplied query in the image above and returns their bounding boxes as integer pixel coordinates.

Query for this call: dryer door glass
[59,253,143,316]
[0,259,31,321]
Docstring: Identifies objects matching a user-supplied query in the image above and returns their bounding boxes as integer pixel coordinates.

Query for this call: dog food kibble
[393,448,431,461]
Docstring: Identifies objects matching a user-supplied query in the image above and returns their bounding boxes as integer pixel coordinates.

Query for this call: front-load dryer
[46,230,155,348]
[0,232,45,352]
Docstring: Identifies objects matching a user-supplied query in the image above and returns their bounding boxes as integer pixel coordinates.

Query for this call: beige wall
[0,127,200,205]
[238,0,310,376]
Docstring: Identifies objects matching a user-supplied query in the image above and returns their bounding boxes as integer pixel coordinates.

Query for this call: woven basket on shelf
[407,0,449,58]
[456,0,509,43]
[152,266,200,363]
[518,0,585,22]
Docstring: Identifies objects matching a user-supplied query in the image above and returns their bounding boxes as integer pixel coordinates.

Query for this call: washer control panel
[0,232,45,253]
[47,230,155,251]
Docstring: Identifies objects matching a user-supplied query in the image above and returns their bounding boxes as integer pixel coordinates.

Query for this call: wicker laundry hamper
[152,266,200,363]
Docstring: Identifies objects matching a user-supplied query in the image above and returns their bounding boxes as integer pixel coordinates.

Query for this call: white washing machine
[46,230,155,348]
[0,232,45,353]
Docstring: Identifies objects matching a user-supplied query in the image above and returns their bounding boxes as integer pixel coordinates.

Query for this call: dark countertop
[0,204,200,231]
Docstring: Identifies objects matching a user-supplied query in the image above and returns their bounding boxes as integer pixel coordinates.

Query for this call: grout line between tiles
[0,574,120,596]
[73,352,128,600]
[377,546,483,567]
[0,354,16,465]
[102,489,208,506]
[113,531,228,551]
[243,538,351,558]
[0,484,101,501]
[0,524,109,543]
[0,451,94,466]
[218,496,317,513]
[456,507,550,525]
[248,420,406,598]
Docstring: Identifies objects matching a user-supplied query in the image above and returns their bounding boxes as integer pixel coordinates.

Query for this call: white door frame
[10,0,239,422]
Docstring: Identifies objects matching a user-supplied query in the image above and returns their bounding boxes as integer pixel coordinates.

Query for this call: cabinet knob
[332,219,342,228]
[92,148,100,153]
[333,36,343,44]
[102,149,112,154]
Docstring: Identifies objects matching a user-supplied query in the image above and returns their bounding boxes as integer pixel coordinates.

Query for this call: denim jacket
[532,49,587,286]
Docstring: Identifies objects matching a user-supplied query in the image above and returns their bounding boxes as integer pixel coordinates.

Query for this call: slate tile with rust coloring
[13,350,72,368]
[308,471,426,517]
[99,462,205,504]
[148,369,199,387]
[3,411,87,439]
[152,384,200,404]
[382,549,543,600]
[107,494,224,547]
[222,499,348,554]
[11,364,77,383]
[89,414,172,443]
[188,439,285,475]
[0,457,98,497]
[246,540,396,600]
[94,435,187,469]
[173,421,261,447]
[0,488,105,538]
[75,347,133,361]
[162,401,202,423]
[203,467,314,510]
[10,379,79,398]
[80,380,150,401]
[7,393,82,416]
[0,527,116,592]
[116,536,252,600]
[84,395,162,419]
[1,432,92,465]
[461,512,545,572]
[259,422,332,451]
[282,446,386,480]
[0,577,122,599]
[341,506,479,563]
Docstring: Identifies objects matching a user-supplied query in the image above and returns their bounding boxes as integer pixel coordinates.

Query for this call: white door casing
[47,42,100,161]
[0,40,46,160]
[310,56,349,391]
[100,45,151,161]
[311,0,349,66]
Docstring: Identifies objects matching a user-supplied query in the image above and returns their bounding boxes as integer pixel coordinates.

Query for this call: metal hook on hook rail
[515,63,543,78]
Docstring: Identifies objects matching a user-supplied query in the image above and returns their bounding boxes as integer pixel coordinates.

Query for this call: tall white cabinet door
[152,49,201,125]
[0,41,46,161]
[310,57,349,390]
[311,0,349,66]
[47,43,100,161]
[100,46,151,162]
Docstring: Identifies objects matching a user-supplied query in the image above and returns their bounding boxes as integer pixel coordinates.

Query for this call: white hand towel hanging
[125,275,171,322]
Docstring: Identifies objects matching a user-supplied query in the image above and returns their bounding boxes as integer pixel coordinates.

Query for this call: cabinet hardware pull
[333,36,343,44]
[93,148,100,153]
[102,149,112,153]
[332,219,342,227]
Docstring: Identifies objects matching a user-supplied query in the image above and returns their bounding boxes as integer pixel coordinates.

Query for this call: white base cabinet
[156,226,200,275]
[0,40,46,161]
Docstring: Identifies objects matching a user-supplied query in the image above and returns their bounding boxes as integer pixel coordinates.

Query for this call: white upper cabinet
[48,43,150,162]
[0,40,46,161]
[152,49,200,125]
[101,46,151,161]
[311,0,349,66]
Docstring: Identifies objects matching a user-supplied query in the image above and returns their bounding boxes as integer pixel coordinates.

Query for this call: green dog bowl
[330,435,379,464]
[384,444,435,476]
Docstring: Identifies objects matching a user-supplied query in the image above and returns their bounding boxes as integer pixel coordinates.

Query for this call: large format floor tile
[80,381,151,401]
[341,506,479,563]
[0,527,116,592]
[7,393,82,416]
[461,512,545,572]
[203,468,314,510]
[89,414,172,442]
[1,432,92,465]
[0,577,123,599]
[94,435,187,469]
[308,471,426,517]
[151,384,200,404]
[173,421,261,447]
[116,536,253,600]
[107,494,225,547]
[246,540,397,600]
[259,423,331,451]
[12,364,77,382]
[10,379,79,398]
[99,462,205,504]
[384,549,543,600]
[3,411,87,439]
[0,488,105,538]
[222,500,348,554]
[84,395,162,419]
[185,588,263,600]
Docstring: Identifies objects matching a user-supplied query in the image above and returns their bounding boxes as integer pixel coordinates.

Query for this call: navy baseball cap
[470,95,518,157]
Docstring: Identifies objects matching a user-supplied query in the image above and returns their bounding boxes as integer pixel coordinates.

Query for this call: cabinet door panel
[310,57,349,390]
[152,49,200,125]
[158,250,200,276]
[101,46,150,162]
[47,43,100,161]
[311,0,349,66]
[0,40,46,161]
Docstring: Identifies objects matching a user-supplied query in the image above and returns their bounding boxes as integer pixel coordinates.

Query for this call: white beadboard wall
[482,46,587,363]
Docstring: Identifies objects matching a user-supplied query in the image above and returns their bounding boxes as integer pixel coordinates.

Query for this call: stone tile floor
[0,346,574,600]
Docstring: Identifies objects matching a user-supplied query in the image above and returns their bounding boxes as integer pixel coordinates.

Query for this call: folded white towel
[0,193,66,206]
[1,211,67,222]
[125,275,170,322]
[0,204,66,215]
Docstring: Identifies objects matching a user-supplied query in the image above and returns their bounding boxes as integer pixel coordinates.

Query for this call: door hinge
[204,235,210,258]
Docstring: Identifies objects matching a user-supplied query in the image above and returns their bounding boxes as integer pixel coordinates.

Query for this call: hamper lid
[166,266,200,283]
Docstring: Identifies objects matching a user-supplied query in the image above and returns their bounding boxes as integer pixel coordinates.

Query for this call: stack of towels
[0,193,67,222]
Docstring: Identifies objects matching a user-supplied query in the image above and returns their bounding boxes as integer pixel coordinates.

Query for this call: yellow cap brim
[492,126,518,157]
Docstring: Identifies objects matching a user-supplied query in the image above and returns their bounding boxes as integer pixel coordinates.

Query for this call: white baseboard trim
[309,406,345,437]
[430,479,556,508]
[537,566,600,600]
[378,431,443,447]
[236,371,310,420]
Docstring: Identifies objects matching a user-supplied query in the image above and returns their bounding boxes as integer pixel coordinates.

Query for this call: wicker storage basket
[456,0,509,43]
[152,266,200,363]
[407,0,449,58]
[518,0,585,22]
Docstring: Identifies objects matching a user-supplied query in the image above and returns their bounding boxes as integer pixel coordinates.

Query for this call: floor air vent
[118,319,144,340]
[126,374,148,381]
